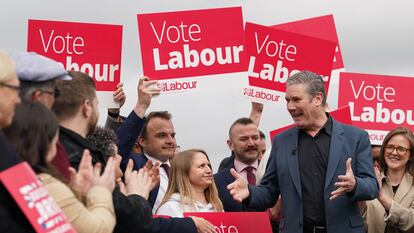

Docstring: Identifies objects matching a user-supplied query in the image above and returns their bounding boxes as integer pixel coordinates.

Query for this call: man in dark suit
[215,117,262,212]
[228,70,378,233]
[116,77,176,210]
[116,79,175,210]
[116,77,215,233]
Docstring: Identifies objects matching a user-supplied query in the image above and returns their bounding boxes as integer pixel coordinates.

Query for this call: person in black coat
[0,51,34,232]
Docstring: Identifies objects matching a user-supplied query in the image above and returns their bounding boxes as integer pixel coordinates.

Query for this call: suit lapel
[325,119,345,191]
[286,128,302,199]
[140,154,160,207]
[134,153,148,169]
[394,173,413,203]
[223,166,236,184]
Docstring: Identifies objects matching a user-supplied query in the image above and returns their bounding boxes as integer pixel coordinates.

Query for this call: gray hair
[286,70,327,106]
[20,80,55,101]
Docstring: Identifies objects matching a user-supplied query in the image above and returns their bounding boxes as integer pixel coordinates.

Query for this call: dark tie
[244,166,256,185]
[160,163,170,178]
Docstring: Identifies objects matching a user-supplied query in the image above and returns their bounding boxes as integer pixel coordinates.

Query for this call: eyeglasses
[0,82,20,92]
[384,144,410,154]
[40,88,60,98]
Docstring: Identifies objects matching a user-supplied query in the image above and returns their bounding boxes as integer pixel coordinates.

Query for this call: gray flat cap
[11,52,71,82]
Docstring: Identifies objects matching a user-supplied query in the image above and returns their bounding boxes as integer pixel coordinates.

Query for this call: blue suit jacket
[215,166,245,212]
[132,153,160,207]
[116,111,196,233]
[248,119,378,233]
[215,165,264,212]
[116,111,160,207]
[116,111,145,171]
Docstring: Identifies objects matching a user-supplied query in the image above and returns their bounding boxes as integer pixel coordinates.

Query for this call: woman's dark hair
[3,101,62,179]
[87,126,117,161]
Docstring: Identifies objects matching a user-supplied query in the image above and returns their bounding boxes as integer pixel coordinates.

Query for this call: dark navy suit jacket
[247,118,378,233]
[215,164,263,212]
[116,111,160,207]
[116,111,196,233]
[131,152,160,207]
[116,111,145,171]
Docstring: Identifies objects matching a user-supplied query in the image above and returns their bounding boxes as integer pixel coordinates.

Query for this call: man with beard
[218,102,264,172]
[11,52,73,179]
[214,117,263,211]
[52,71,105,168]
[218,130,266,171]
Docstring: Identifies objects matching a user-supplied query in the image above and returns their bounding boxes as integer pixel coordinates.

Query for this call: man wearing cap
[11,51,73,179]
[11,52,71,109]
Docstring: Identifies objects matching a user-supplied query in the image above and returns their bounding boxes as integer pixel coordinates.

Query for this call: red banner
[27,19,122,91]
[183,212,272,233]
[0,162,75,233]
[338,72,414,144]
[137,7,246,80]
[245,22,336,93]
[270,105,352,138]
[271,14,343,70]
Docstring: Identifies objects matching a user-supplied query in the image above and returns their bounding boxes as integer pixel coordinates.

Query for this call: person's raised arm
[249,102,264,127]
[116,77,160,167]
[105,82,126,130]
[134,77,160,118]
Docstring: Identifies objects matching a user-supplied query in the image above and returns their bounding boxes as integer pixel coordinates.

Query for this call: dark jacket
[59,126,106,169]
[116,112,198,233]
[215,165,263,212]
[0,131,34,232]
[248,118,378,233]
[139,217,197,233]
[116,111,145,171]
[112,186,152,233]
[218,153,235,171]
[116,111,160,207]
[115,181,198,233]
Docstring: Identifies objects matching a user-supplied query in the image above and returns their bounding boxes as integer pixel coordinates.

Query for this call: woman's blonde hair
[160,149,223,212]
[0,52,15,83]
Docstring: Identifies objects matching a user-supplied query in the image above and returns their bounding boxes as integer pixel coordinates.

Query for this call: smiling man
[227,70,378,233]
[215,117,262,211]
[118,109,177,211]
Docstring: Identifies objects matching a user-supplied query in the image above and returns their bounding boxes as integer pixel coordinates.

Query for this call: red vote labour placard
[243,22,336,104]
[338,72,414,145]
[271,14,343,70]
[183,212,272,233]
[137,7,246,81]
[0,162,75,233]
[27,19,122,92]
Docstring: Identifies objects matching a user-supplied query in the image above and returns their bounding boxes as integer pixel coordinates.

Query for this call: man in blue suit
[228,70,378,233]
[215,117,262,212]
[116,77,216,233]
[116,77,175,210]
